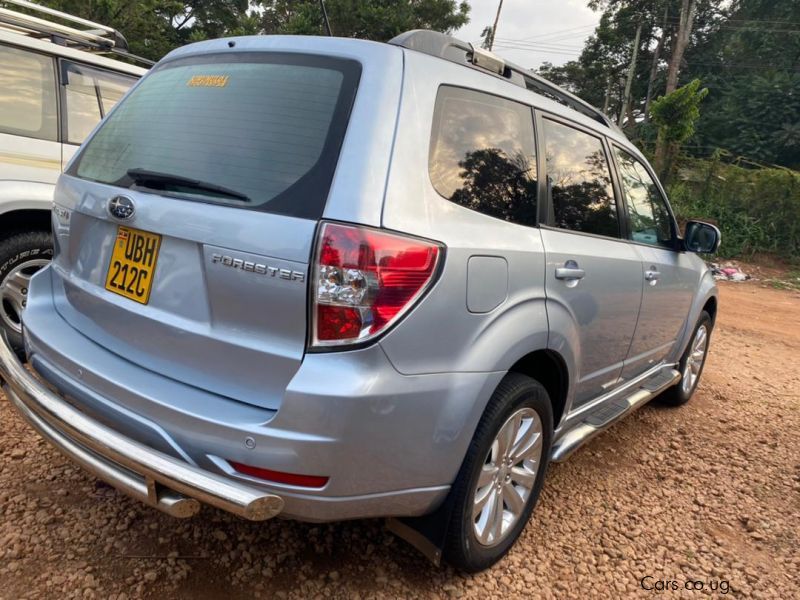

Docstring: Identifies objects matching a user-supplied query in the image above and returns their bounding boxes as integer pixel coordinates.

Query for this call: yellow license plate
[104,226,161,304]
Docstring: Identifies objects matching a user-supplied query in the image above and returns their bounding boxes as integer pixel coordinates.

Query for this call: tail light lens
[311,222,443,348]
[229,461,328,488]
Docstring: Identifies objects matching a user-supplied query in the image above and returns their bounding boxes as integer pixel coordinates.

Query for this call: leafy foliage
[538,0,800,171]
[249,0,469,40]
[651,79,708,143]
[31,0,470,61]
[32,0,254,61]
[539,1,721,127]
[685,0,800,169]
[648,79,707,181]
[668,157,800,257]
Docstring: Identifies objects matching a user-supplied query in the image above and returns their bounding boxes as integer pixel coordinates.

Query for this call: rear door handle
[555,267,586,280]
[555,261,586,281]
[645,268,661,283]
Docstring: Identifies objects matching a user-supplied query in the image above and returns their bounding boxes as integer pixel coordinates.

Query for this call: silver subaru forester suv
[1,30,720,572]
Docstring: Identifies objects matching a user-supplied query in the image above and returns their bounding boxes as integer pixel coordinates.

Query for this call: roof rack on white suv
[0,0,154,65]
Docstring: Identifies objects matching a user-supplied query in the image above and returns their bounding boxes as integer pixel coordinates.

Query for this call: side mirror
[683,220,721,254]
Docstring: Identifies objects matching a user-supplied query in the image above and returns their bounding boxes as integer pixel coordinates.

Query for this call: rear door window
[62,62,138,144]
[97,72,130,114]
[542,118,620,238]
[429,86,538,227]
[68,53,361,219]
[0,44,57,141]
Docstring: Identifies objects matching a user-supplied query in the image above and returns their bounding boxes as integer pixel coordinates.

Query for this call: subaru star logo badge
[108,195,135,220]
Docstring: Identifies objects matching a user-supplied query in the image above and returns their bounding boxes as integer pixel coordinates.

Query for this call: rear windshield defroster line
[67,52,362,220]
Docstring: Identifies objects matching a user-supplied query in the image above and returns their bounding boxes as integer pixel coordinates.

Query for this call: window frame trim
[0,41,60,143]
[608,142,681,252]
[536,109,626,242]
[428,83,541,229]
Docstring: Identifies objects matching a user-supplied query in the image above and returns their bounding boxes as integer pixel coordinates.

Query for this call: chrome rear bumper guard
[0,339,283,521]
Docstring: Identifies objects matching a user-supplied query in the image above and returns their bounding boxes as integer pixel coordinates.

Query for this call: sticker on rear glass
[187,75,229,87]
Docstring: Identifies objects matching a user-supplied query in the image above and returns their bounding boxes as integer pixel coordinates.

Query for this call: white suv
[0,0,145,352]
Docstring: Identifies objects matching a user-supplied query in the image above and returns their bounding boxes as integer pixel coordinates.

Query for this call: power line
[494,38,585,51]
[670,17,800,27]
[662,17,800,34]
[494,44,800,73]
[493,44,581,57]
[513,24,596,43]
[723,18,800,25]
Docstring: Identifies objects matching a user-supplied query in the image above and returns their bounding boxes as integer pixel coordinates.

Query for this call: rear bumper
[7,266,502,522]
[0,337,283,521]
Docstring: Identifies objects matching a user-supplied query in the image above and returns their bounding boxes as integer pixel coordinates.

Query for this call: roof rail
[388,29,615,130]
[0,0,153,66]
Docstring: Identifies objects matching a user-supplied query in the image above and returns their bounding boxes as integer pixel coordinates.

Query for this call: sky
[453,0,601,70]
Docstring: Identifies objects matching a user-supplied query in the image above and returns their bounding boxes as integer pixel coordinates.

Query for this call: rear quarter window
[68,53,361,219]
[429,86,538,227]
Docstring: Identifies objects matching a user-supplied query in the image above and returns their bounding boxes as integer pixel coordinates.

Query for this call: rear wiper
[125,168,251,203]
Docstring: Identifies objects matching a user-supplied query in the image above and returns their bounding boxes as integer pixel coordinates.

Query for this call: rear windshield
[68,52,361,219]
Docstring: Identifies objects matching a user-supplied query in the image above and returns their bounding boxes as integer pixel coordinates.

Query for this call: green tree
[31,0,254,61]
[539,0,799,169]
[651,79,708,181]
[684,0,800,168]
[29,1,469,62]
[538,1,721,132]
[258,0,470,40]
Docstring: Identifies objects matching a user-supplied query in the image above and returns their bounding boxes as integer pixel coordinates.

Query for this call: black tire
[0,231,53,358]
[443,372,553,572]
[657,310,713,407]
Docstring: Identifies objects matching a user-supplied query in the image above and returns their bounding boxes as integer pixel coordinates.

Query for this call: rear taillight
[311,222,443,348]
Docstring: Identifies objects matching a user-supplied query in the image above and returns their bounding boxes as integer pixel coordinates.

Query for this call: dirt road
[1,281,798,599]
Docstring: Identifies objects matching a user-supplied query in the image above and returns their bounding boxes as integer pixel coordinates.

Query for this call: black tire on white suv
[0,231,53,358]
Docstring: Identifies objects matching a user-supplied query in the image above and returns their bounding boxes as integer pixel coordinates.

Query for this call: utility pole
[603,77,612,115]
[618,22,642,128]
[488,0,504,51]
[319,0,333,36]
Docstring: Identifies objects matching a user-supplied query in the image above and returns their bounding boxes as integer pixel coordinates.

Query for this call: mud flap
[385,492,456,566]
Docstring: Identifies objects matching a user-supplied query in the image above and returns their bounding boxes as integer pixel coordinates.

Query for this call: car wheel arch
[508,348,569,430]
[702,295,718,326]
[0,208,52,239]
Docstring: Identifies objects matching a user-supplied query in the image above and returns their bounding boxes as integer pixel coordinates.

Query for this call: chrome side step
[550,368,681,462]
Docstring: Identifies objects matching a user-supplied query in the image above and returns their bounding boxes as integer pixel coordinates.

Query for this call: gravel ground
[1,281,798,599]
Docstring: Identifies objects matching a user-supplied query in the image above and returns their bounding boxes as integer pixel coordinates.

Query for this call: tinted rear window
[429,86,538,227]
[68,53,361,219]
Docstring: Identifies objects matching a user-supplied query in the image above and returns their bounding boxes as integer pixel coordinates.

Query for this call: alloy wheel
[0,258,49,333]
[472,407,543,547]
[682,324,708,395]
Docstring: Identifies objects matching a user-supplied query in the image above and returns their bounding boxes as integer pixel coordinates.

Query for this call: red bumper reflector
[229,461,329,488]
